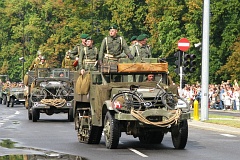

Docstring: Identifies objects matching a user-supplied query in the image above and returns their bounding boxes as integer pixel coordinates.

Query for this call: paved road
[1,104,240,160]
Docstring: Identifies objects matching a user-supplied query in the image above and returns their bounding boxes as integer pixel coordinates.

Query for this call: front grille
[17,93,24,99]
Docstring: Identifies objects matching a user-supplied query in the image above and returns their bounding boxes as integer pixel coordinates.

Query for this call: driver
[145,74,156,82]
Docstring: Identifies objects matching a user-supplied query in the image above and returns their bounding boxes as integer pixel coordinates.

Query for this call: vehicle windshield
[37,68,70,78]
[11,87,24,92]
[102,73,165,83]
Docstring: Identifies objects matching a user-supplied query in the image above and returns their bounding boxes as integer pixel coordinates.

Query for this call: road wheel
[76,109,103,144]
[28,106,32,120]
[32,108,40,122]
[6,100,10,107]
[139,131,164,144]
[171,119,188,149]
[68,108,74,122]
[10,97,14,107]
[103,111,120,149]
[2,95,6,105]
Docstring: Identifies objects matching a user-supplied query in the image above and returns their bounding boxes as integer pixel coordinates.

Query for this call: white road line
[129,148,148,158]
[220,134,237,137]
[6,115,15,119]
[15,111,20,114]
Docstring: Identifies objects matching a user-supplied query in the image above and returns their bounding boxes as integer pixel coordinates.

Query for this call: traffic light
[183,54,190,73]
[181,79,186,88]
[182,54,196,73]
[189,54,196,72]
[174,50,182,74]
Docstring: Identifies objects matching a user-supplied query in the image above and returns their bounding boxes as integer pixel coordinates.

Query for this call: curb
[188,119,240,135]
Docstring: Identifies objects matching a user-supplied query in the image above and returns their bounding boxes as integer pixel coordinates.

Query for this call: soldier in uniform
[131,34,151,58]
[98,25,134,64]
[79,37,98,75]
[129,35,138,52]
[29,50,42,71]
[145,74,155,82]
[70,34,89,57]
[36,56,49,68]
[62,50,75,71]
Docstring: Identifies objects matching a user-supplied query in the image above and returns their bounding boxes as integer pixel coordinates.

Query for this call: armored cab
[73,58,190,149]
[26,68,75,122]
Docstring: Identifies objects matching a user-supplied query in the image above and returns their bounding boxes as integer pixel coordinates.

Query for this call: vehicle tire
[171,119,188,149]
[32,108,40,122]
[28,106,32,120]
[6,100,10,107]
[139,131,164,144]
[68,108,74,122]
[0,98,2,104]
[103,111,120,149]
[10,97,14,107]
[3,95,7,105]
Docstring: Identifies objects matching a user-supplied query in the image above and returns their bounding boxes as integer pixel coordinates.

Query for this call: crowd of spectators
[178,79,240,111]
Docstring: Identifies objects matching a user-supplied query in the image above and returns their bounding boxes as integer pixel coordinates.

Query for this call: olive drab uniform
[79,46,98,71]
[70,43,85,57]
[62,55,75,71]
[99,36,131,63]
[70,43,85,70]
[131,44,152,59]
[37,61,49,68]
[29,57,41,70]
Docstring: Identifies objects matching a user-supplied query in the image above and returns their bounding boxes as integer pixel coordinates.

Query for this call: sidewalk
[188,119,240,135]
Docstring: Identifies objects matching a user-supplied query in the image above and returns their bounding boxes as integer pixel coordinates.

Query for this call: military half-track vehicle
[27,68,75,122]
[73,58,190,149]
[6,87,25,107]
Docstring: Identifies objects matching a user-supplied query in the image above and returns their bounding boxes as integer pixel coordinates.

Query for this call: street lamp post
[22,0,26,81]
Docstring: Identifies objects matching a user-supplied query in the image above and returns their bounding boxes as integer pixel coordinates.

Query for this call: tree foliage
[0,0,239,84]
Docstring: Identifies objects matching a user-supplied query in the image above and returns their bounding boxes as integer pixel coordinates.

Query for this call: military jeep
[73,58,190,149]
[6,87,25,107]
[27,68,75,122]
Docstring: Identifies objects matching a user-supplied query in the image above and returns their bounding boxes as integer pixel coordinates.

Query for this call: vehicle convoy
[26,68,75,122]
[73,58,190,149]
[6,87,25,107]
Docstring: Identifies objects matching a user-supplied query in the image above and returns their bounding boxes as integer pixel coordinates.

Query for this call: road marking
[15,111,20,114]
[128,148,148,158]
[220,134,237,137]
[6,115,15,119]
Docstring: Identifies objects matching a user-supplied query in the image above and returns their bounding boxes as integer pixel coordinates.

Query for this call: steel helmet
[37,50,42,55]
[41,56,46,60]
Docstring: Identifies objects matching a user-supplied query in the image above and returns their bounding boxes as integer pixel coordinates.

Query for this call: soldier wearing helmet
[29,50,42,70]
[62,50,75,71]
[37,56,49,68]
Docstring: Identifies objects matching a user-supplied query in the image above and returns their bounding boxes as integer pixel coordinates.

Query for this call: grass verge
[191,112,240,128]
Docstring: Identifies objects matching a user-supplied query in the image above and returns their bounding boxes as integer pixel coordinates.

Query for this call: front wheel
[32,108,40,122]
[103,111,120,149]
[28,106,32,120]
[10,97,14,107]
[171,120,188,149]
[2,95,6,105]
[68,108,74,122]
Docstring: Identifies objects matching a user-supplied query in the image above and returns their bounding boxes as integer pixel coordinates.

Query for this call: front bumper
[114,109,190,121]
[32,101,73,109]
